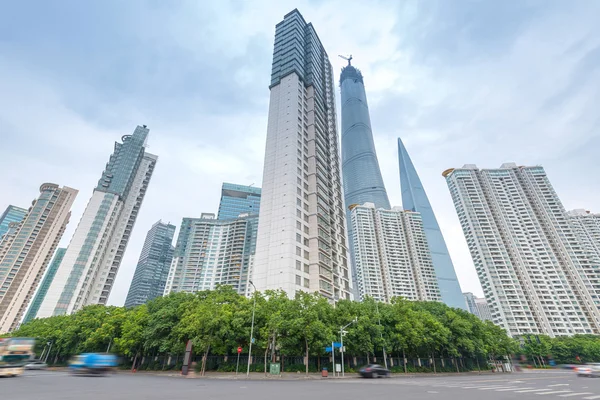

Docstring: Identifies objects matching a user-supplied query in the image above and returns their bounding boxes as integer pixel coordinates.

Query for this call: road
[4,369,600,400]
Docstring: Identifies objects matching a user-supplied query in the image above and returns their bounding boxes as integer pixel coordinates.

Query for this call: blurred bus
[69,353,118,375]
[0,337,35,377]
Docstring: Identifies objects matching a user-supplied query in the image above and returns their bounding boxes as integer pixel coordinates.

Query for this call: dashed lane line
[559,393,594,398]
[517,389,556,393]
[496,387,536,391]
[583,396,600,400]
[535,391,573,395]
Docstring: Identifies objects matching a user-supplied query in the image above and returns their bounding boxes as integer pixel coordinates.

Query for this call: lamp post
[246,280,257,377]
[340,317,357,377]
[375,302,388,369]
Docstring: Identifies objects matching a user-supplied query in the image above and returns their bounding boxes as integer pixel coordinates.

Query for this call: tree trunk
[132,352,139,371]
[53,350,60,365]
[455,357,460,373]
[305,339,309,376]
[476,357,481,373]
[403,349,407,374]
[264,345,269,376]
[271,334,277,362]
[201,345,210,376]
[432,352,436,374]
[366,352,370,364]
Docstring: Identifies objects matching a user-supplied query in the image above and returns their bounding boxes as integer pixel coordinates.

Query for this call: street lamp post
[246,280,257,377]
[375,302,388,369]
[340,317,357,377]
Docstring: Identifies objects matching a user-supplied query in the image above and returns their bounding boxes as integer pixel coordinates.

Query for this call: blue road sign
[326,347,332,352]
[333,342,341,348]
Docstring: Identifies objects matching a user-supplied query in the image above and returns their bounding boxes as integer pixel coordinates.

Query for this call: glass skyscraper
[22,247,66,323]
[125,221,175,308]
[38,125,157,317]
[0,205,28,241]
[253,9,352,300]
[217,183,261,220]
[398,138,466,310]
[340,60,390,298]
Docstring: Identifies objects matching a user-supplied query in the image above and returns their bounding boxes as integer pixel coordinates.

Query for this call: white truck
[0,337,35,377]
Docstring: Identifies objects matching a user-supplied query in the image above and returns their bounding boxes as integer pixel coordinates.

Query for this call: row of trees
[10,287,517,374]
[521,334,600,366]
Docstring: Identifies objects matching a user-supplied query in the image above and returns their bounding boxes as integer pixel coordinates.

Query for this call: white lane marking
[549,384,571,387]
[427,391,439,394]
[583,396,600,399]
[478,386,517,390]
[517,389,556,393]
[559,393,594,397]
[496,387,536,391]
[536,391,573,395]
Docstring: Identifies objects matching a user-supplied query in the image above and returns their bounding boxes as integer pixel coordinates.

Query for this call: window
[304,226,309,234]
[297,177,302,185]
[304,238,309,246]
[304,250,309,260]
[304,278,310,288]
[297,188,302,196]
[296,221,302,230]
[304,214,309,222]
[297,209,302,218]
[304,264,309,273]
[296,233,302,243]
[296,247,302,256]
[296,275,302,285]
[297,198,302,207]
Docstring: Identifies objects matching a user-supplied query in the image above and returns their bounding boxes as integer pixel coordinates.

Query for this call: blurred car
[69,353,118,375]
[24,360,48,370]
[359,364,390,378]
[576,363,600,377]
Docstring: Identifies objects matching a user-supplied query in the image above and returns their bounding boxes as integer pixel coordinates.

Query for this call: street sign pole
[332,341,335,377]
[340,328,344,377]
[236,346,242,375]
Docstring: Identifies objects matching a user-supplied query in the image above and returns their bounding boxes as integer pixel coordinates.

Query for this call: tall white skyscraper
[569,209,600,266]
[164,213,257,296]
[253,9,352,300]
[0,183,77,332]
[37,126,157,317]
[350,203,441,303]
[444,163,600,337]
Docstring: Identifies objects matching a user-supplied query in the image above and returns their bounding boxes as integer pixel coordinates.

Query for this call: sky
[1,0,599,305]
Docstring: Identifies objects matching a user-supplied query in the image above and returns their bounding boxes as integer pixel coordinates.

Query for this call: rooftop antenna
[338,54,352,66]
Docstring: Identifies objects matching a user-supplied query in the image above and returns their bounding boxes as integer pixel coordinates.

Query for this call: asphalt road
[4,369,600,400]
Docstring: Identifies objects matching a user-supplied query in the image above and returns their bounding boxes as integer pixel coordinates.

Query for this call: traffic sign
[237,346,242,354]
[326,347,332,352]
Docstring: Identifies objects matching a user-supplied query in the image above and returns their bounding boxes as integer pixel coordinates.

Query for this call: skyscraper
[253,9,352,300]
[463,292,493,322]
[164,213,257,296]
[0,205,28,240]
[350,203,441,303]
[22,248,66,323]
[217,183,261,220]
[568,209,600,265]
[340,60,390,298]
[38,125,157,317]
[124,221,175,308]
[398,138,466,310]
[0,184,77,333]
[463,292,480,318]
[444,163,600,337]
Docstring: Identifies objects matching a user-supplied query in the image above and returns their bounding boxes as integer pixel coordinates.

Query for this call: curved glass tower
[398,138,466,310]
[341,62,390,211]
[340,60,390,298]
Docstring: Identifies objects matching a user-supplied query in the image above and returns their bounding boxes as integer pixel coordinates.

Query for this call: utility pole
[246,281,257,377]
[340,317,357,377]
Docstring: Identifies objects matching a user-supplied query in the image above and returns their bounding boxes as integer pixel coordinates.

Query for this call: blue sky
[1,0,599,305]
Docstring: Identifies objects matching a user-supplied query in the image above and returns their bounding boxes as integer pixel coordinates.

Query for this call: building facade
[164,213,257,296]
[398,138,466,310]
[217,183,261,220]
[463,292,480,318]
[253,9,352,301]
[444,163,600,337]
[0,184,77,333]
[340,60,390,299]
[568,209,600,266]
[475,297,493,321]
[0,205,28,241]
[124,221,175,308]
[22,247,66,323]
[350,203,441,303]
[38,125,157,317]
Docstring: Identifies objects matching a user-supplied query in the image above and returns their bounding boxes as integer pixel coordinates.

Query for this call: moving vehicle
[0,337,36,377]
[359,364,390,378]
[576,363,600,377]
[24,360,48,370]
[69,353,118,375]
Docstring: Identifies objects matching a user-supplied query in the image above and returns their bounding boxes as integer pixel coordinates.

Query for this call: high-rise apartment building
[253,9,352,300]
[444,163,600,337]
[398,138,466,310]
[0,184,77,333]
[38,125,157,317]
[22,248,66,323]
[340,60,390,299]
[164,213,257,296]
[217,183,261,220]
[124,221,175,308]
[568,209,600,266]
[350,202,441,303]
[463,292,492,322]
[475,297,492,322]
[0,205,28,241]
